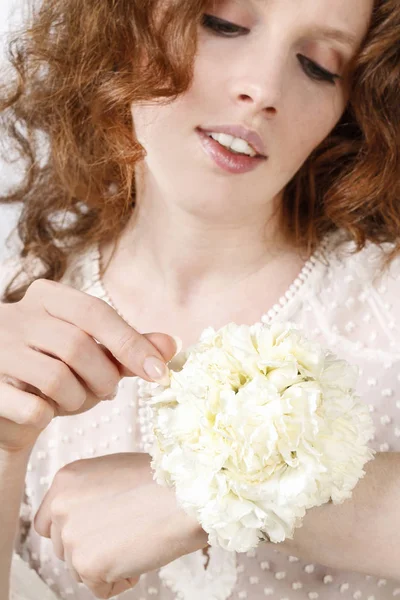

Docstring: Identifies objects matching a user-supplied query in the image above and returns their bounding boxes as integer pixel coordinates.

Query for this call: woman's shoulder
[0,241,100,302]
[328,233,400,294]
[61,242,101,293]
[312,232,400,354]
[0,245,28,301]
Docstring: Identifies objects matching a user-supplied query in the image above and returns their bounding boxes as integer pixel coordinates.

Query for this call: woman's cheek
[294,80,346,146]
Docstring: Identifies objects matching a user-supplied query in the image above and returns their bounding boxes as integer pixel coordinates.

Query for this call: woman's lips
[199,124,267,157]
[196,128,268,175]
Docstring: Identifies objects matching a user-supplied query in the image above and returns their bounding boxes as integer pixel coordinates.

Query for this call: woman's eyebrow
[249,0,358,49]
[308,26,358,49]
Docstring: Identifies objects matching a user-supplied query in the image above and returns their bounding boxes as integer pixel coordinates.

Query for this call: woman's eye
[201,17,340,86]
[201,14,249,37]
[297,54,340,85]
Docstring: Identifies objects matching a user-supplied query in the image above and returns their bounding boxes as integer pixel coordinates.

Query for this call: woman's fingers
[144,332,181,361]
[25,280,175,383]
[50,523,65,561]
[0,379,54,429]
[48,521,138,598]
[0,278,181,452]
[118,332,181,377]
[0,345,87,412]
[55,528,139,593]
[75,578,138,600]
[25,317,121,400]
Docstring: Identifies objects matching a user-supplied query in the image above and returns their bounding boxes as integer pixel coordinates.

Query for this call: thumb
[61,334,182,416]
[144,332,182,361]
[119,333,182,377]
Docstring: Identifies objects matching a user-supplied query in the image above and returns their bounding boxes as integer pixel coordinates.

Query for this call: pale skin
[33,452,400,599]
[0,0,389,597]
[0,284,178,597]
[98,0,373,346]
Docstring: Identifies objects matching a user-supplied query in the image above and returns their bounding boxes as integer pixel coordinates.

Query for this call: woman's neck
[103,192,297,307]
[99,189,308,345]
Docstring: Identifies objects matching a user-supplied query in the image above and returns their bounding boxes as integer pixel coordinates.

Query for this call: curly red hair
[0,0,399,302]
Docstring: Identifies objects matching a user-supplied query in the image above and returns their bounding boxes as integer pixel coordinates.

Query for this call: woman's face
[132,0,373,220]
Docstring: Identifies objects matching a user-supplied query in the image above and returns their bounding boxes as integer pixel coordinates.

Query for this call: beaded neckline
[90,231,337,327]
[89,232,338,460]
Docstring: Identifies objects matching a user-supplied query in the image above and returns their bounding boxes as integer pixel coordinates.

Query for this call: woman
[1,0,400,598]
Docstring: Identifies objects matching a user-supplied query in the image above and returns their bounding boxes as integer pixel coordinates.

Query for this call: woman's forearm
[278,452,400,579]
[0,448,30,600]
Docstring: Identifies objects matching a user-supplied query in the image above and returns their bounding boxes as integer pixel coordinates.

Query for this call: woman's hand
[0,279,178,452]
[34,453,208,599]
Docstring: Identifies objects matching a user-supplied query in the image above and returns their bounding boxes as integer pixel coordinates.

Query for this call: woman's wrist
[0,445,32,473]
[146,321,375,553]
[165,495,209,556]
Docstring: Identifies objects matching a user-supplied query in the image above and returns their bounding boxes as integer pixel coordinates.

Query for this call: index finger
[34,280,173,384]
[34,480,58,538]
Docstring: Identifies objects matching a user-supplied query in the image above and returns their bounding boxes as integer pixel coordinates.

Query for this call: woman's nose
[229,58,283,118]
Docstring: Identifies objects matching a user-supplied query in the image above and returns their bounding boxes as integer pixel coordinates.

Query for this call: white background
[0,0,21,56]
[0,0,24,257]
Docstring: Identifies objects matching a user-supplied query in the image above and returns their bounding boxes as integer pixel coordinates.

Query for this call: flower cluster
[146,322,375,552]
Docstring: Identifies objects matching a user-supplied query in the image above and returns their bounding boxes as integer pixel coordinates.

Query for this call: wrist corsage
[145,322,375,552]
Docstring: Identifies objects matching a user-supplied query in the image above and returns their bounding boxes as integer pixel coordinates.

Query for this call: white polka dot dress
[9,231,400,600]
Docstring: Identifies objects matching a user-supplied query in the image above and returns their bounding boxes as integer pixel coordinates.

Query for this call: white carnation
[146,322,375,552]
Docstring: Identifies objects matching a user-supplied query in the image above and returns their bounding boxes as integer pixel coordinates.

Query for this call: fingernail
[172,336,183,356]
[143,356,170,386]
